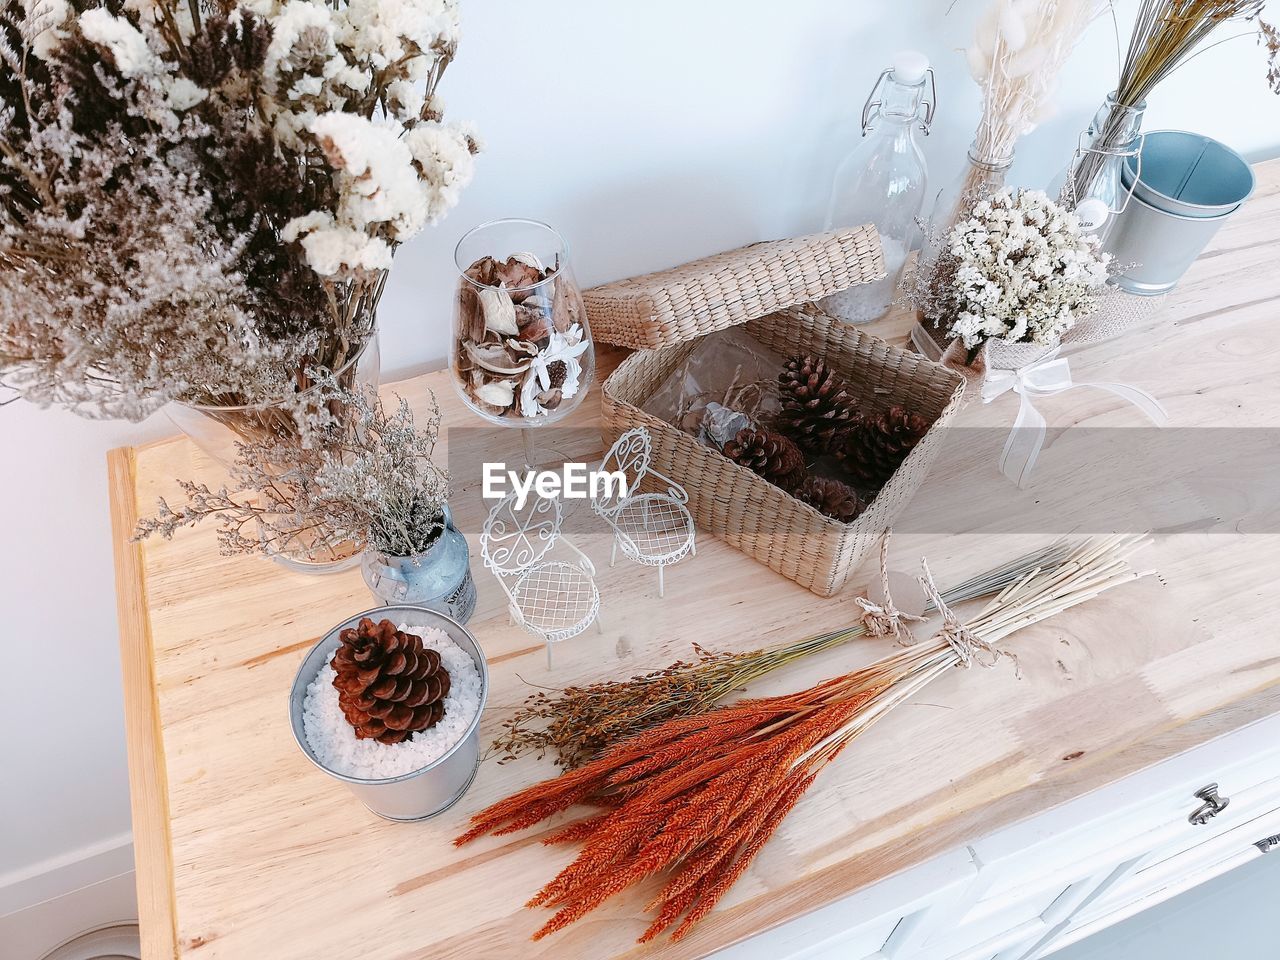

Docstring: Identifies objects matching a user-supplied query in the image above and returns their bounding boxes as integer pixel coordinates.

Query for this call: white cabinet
[723,713,1280,960]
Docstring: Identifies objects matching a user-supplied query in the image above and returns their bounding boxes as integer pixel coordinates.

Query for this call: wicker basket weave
[585,226,885,350]
[601,305,965,597]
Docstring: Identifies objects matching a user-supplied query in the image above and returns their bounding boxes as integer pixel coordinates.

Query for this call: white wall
[2,0,1277,926]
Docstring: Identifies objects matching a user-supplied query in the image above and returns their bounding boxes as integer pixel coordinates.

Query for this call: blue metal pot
[1109,131,1254,295]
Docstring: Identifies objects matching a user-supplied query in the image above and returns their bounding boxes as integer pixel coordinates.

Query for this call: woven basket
[601,305,965,597]
[585,226,884,350]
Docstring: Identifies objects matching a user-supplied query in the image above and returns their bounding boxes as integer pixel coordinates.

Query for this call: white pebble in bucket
[302,623,483,780]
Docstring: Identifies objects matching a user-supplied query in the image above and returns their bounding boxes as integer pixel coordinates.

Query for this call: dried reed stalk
[1070,0,1267,198]
[460,535,1153,944]
[492,539,1071,768]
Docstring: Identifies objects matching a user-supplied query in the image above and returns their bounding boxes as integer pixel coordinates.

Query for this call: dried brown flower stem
[492,539,1070,769]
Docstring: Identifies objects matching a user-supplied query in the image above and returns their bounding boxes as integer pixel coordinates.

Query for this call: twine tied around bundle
[855,532,926,646]
[917,559,1002,669]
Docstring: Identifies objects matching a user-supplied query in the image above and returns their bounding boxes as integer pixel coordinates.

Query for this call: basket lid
[584,225,885,351]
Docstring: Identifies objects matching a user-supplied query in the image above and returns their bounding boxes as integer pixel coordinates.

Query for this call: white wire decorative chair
[592,427,696,598]
[479,490,602,669]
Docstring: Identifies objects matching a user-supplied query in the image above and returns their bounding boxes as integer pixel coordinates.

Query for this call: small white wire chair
[480,490,602,668]
[592,428,696,598]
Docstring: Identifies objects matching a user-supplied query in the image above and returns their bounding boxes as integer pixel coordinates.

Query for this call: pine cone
[331,618,451,744]
[777,354,859,449]
[722,426,808,492]
[834,406,931,492]
[796,475,866,522]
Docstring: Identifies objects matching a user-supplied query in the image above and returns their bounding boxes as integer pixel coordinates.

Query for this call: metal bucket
[288,604,489,821]
[1109,131,1254,295]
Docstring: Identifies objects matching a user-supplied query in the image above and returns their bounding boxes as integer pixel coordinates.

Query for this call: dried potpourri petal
[456,251,588,419]
[494,254,546,293]
[457,282,488,345]
[516,304,553,345]
[478,285,519,336]
[551,270,582,333]
[465,255,500,286]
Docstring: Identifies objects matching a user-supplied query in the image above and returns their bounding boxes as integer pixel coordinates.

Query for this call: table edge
[108,445,180,960]
[110,435,1280,959]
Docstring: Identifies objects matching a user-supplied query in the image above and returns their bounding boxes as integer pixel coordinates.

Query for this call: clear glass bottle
[1053,92,1146,241]
[820,51,934,325]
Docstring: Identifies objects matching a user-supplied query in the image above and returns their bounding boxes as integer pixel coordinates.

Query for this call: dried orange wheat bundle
[459,535,1153,944]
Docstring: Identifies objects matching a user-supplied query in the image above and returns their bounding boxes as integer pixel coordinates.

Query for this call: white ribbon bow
[981,347,1168,488]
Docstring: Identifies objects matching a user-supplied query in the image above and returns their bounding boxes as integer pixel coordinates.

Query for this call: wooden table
[111,161,1280,960]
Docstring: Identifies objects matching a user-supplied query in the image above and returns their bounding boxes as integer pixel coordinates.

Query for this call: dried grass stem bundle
[968,0,1109,166]
[492,539,1071,769]
[1071,0,1271,196]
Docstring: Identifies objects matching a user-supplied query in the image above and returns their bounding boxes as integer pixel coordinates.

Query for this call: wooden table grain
[110,160,1280,960]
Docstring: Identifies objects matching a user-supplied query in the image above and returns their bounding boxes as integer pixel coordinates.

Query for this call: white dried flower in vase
[0,0,479,434]
[966,0,1109,164]
[912,188,1112,365]
[931,0,1108,245]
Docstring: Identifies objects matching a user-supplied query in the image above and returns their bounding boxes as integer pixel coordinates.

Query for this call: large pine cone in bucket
[332,618,451,744]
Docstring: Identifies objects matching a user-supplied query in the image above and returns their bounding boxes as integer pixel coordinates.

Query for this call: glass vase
[168,331,382,466]
[1056,93,1146,241]
[915,144,1015,351]
[166,331,382,575]
[450,219,594,468]
[360,506,477,624]
[928,142,1015,246]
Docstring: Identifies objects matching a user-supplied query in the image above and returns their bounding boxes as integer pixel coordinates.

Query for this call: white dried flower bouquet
[965,0,1110,165]
[0,0,478,421]
[930,188,1111,354]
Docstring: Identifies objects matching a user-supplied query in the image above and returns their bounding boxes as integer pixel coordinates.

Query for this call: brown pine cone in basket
[777,354,859,449]
[834,406,931,493]
[331,618,451,745]
[723,426,808,493]
[796,475,866,522]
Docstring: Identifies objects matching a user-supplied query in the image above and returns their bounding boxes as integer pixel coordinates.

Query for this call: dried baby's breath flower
[1262,19,1280,93]
[133,384,449,560]
[910,188,1110,352]
[0,0,478,421]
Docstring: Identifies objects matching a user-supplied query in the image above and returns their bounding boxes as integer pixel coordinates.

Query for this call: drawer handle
[1257,834,1280,854]
[1189,783,1230,825]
